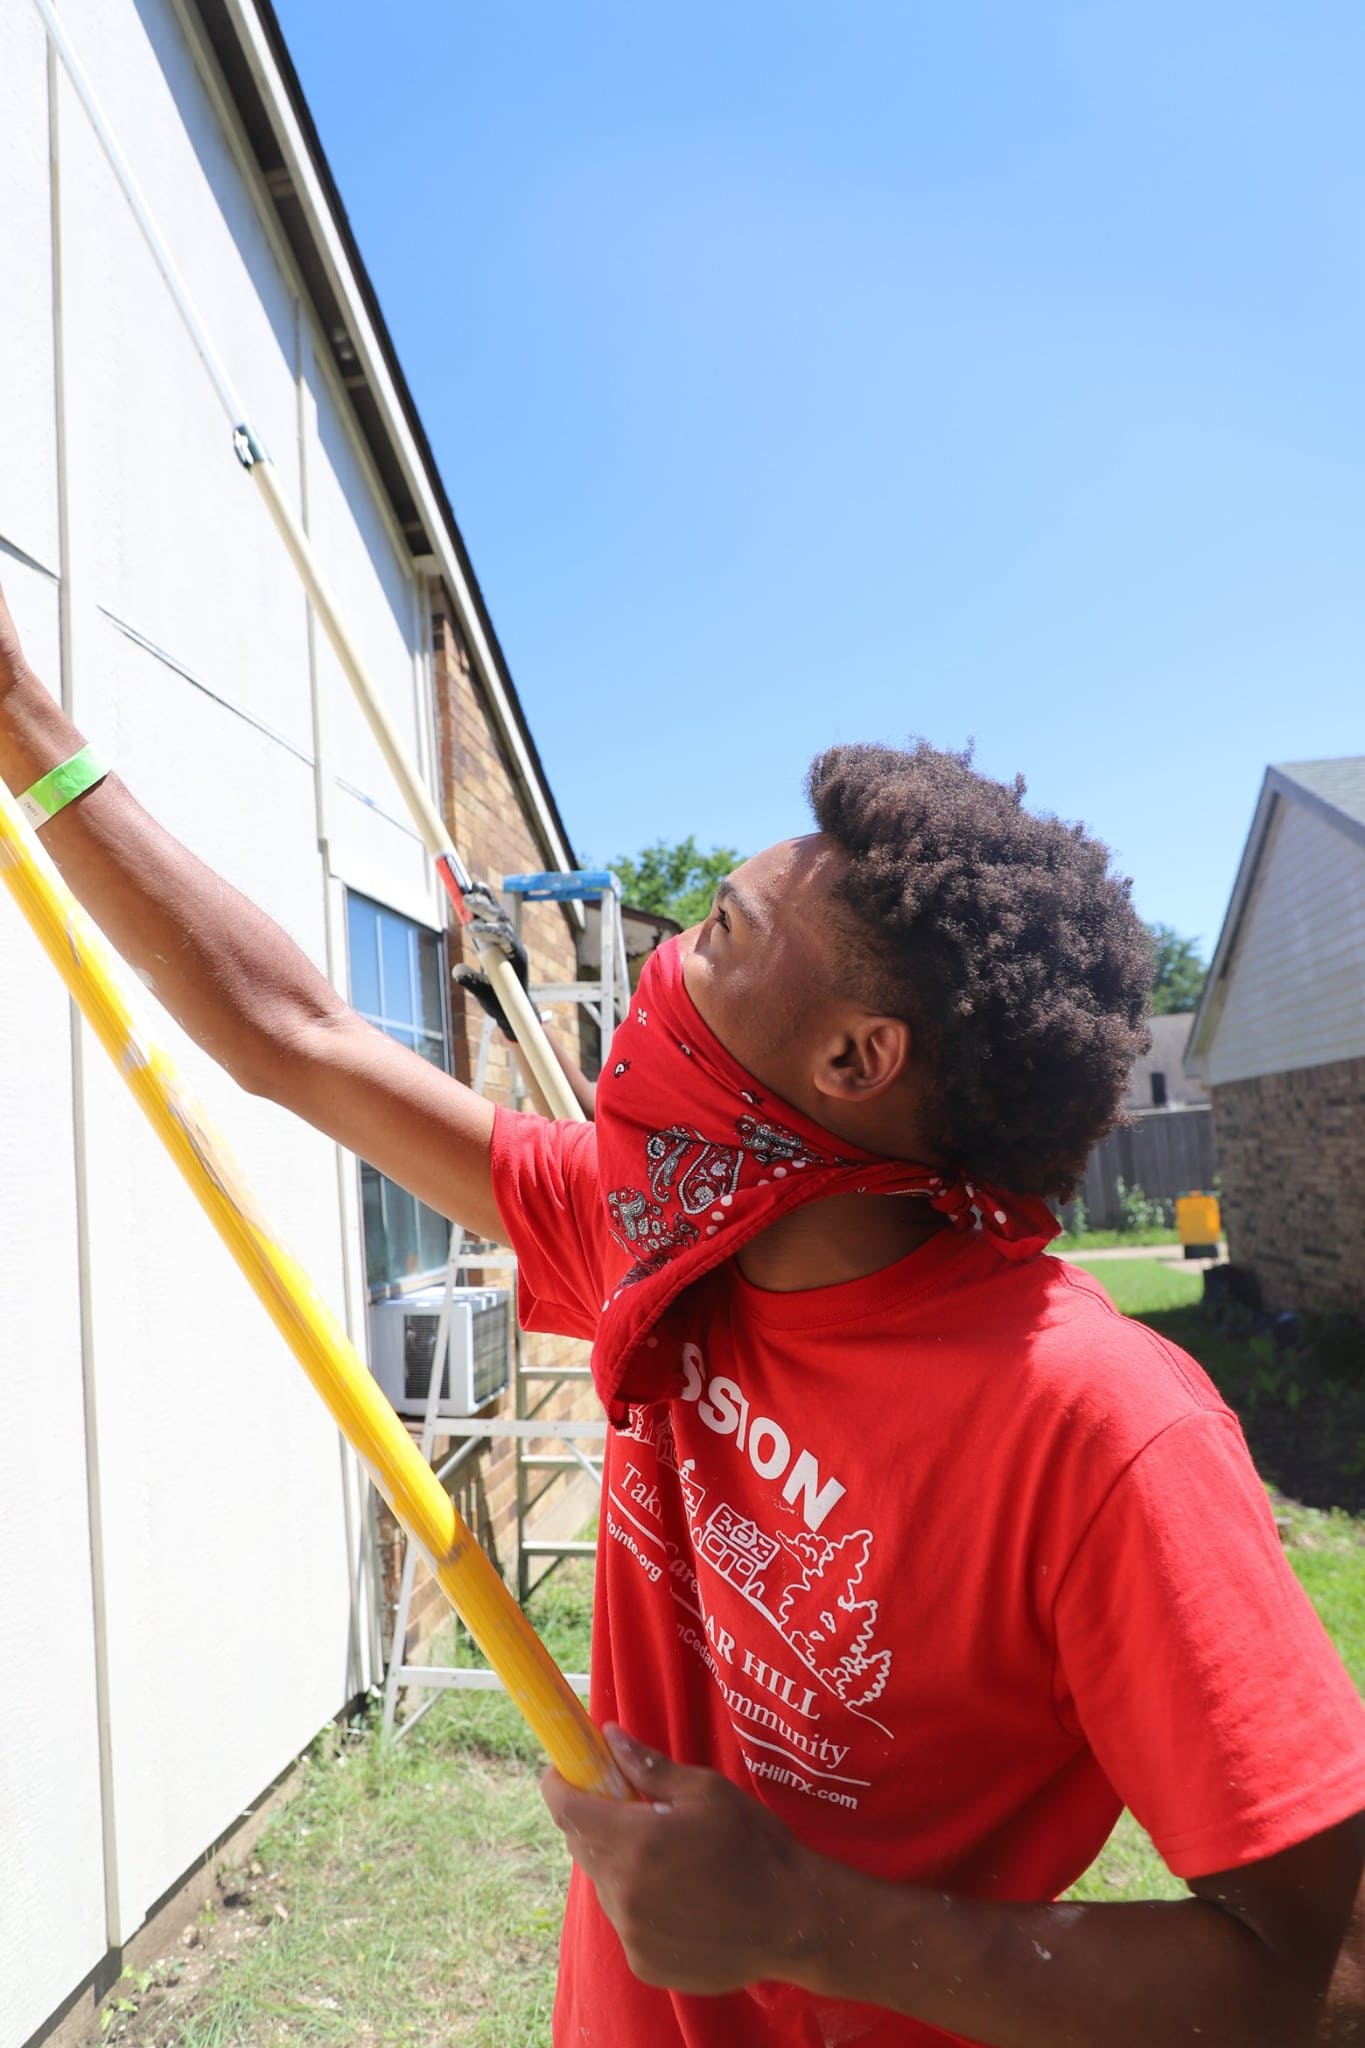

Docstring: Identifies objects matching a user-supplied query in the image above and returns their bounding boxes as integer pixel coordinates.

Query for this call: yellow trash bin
[1176,1191,1222,1260]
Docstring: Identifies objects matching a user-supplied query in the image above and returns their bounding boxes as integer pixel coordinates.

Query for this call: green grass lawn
[1272,1499,1365,1694]
[1069,1254,1205,1316]
[96,1272,1365,2045]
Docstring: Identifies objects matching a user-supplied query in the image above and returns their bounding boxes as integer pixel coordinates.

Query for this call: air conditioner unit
[366,1285,511,1417]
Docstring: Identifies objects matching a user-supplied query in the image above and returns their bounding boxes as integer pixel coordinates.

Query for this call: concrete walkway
[1061,1240,1226,1269]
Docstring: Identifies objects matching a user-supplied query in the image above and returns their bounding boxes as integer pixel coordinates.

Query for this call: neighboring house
[1124,1012,1207,1113]
[1069,1014,1214,1230]
[0,2,590,2040]
[1186,758,1365,1315]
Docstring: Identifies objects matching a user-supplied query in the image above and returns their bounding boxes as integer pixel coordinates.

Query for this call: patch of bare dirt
[90,1857,287,2047]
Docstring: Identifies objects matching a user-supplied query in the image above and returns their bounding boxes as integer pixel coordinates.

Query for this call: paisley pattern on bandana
[606,1185,700,1260]
[734,1114,831,1170]
[644,1125,745,1214]
[590,938,1060,1420]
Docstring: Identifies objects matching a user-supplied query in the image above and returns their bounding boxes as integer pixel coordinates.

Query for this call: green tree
[613,836,744,931]
[1146,923,1208,1015]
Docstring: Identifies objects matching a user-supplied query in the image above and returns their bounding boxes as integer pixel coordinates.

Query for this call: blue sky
[274,0,1364,956]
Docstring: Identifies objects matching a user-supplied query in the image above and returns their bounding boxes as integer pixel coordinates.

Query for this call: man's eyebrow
[715,875,764,930]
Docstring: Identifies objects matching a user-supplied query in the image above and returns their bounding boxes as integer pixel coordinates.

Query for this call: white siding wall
[0,1,443,2035]
[1205,797,1365,1087]
[302,347,435,925]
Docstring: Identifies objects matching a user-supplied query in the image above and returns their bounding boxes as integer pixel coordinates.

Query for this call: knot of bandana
[590,937,1059,1420]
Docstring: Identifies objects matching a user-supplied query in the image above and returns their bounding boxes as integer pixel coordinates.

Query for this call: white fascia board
[220,0,578,904]
[1184,774,1279,1073]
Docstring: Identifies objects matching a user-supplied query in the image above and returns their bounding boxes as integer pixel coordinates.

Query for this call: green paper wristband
[17,744,109,830]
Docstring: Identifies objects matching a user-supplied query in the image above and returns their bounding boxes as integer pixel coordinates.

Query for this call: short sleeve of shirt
[1054,1408,1365,1877]
[488,1106,609,1342]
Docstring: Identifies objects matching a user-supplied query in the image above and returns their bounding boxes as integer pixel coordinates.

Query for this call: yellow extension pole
[0,779,624,1799]
[247,459,584,1128]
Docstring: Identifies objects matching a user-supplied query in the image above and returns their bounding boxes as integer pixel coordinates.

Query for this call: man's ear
[811,1014,913,1104]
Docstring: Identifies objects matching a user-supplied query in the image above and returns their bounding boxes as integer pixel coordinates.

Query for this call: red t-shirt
[491,1109,1365,2048]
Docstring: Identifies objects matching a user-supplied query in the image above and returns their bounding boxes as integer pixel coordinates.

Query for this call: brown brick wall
[1211,1054,1365,1316]
[431,603,587,1095]
[376,597,600,1668]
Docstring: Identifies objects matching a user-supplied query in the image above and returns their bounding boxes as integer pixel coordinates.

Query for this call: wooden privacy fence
[1073,1105,1217,1230]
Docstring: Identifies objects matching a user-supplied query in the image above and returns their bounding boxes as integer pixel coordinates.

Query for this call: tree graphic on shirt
[772,1528,892,1711]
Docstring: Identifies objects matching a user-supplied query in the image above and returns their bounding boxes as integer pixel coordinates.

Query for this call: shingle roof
[1273,758,1365,842]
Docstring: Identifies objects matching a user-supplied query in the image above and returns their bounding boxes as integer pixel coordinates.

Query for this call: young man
[3,579,1364,2048]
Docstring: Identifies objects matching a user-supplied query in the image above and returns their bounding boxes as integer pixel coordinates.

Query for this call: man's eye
[714,904,730,932]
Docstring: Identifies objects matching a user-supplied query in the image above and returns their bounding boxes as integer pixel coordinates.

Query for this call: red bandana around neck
[589,937,1060,1420]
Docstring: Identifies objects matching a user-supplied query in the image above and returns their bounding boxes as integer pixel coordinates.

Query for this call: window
[346,892,452,1292]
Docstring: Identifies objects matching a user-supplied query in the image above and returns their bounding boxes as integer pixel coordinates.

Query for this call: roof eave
[1185,772,1279,1074]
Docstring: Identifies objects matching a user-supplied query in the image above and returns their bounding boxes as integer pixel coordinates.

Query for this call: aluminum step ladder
[380,871,628,1735]
[378,1237,603,1739]
[498,870,629,1598]
[499,867,632,1080]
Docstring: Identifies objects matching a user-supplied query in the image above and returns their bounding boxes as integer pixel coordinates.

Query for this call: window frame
[345,889,455,1299]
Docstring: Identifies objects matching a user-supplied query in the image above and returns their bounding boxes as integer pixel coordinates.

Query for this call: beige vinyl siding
[1206,798,1365,1087]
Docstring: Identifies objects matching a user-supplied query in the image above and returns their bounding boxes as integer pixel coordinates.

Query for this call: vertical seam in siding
[50,32,122,1950]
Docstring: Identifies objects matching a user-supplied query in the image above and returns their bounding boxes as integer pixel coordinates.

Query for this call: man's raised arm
[0,582,504,1244]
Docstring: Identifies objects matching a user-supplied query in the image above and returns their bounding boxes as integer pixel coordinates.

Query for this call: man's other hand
[542,1724,820,1994]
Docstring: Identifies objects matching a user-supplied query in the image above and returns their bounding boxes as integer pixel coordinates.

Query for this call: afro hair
[807,741,1153,1199]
